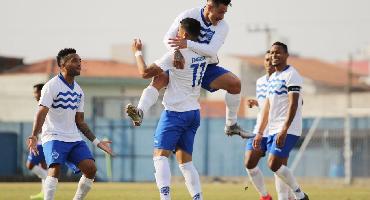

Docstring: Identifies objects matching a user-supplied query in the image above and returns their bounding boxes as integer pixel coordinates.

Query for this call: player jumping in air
[126,0,253,139]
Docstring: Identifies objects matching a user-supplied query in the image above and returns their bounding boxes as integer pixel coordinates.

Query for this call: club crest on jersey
[76,94,82,104]
[51,151,59,159]
[205,31,214,41]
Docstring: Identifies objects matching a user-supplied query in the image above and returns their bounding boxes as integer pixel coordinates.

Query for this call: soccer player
[255,42,309,200]
[126,0,253,139]
[27,83,47,200]
[27,48,113,200]
[132,18,206,200]
[245,51,294,200]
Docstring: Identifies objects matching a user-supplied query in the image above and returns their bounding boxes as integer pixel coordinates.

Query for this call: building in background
[204,54,370,118]
[0,58,151,122]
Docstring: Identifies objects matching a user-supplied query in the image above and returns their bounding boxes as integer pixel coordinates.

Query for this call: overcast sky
[1,0,369,63]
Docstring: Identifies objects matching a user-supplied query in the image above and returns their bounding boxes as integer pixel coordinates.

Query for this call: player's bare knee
[226,77,241,94]
[268,159,282,172]
[48,164,61,178]
[84,164,97,178]
[153,149,171,157]
[26,162,33,170]
[150,74,169,90]
[89,165,97,177]
[246,160,258,169]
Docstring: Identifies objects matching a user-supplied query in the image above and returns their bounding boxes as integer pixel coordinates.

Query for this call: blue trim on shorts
[42,140,94,170]
[201,64,230,92]
[245,135,268,152]
[154,110,200,155]
[27,144,45,165]
[267,134,299,158]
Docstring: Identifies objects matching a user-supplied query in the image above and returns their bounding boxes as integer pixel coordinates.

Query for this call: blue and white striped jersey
[252,75,269,136]
[39,74,84,144]
[163,7,229,64]
[267,66,303,136]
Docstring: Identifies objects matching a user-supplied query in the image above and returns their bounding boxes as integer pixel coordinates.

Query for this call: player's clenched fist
[132,38,142,53]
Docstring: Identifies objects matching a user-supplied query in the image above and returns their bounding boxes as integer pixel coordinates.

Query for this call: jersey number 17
[190,62,206,87]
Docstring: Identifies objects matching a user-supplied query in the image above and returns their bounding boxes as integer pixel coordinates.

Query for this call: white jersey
[163,7,229,64]
[267,66,303,136]
[155,49,209,112]
[39,74,84,144]
[252,75,269,137]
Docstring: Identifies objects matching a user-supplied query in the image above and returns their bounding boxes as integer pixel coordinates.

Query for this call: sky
[0,0,369,64]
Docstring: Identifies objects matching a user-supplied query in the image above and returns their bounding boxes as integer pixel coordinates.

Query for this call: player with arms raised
[126,0,253,139]
[132,18,207,200]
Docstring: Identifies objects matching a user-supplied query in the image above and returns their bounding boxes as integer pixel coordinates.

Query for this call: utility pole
[247,24,276,50]
[344,53,353,185]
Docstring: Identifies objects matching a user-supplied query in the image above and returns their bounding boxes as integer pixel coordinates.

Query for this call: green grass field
[1,179,369,200]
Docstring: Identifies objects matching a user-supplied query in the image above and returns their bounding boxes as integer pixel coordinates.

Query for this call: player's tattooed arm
[75,112,96,142]
[173,50,185,69]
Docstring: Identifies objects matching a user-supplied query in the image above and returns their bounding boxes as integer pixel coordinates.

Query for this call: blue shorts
[42,140,94,171]
[201,64,230,92]
[245,135,268,152]
[27,144,45,165]
[154,110,200,155]
[267,134,300,158]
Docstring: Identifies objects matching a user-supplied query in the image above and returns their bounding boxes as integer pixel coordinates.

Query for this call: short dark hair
[180,18,201,41]
[57,48,76,67]
[208,0,232,7]
[33,83,44,91]
[272,41,288,54]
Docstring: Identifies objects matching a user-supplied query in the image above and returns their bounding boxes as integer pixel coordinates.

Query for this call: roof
[337,60,369,75]
[0,56,24,72]
[234,55,369,89]
[0,58,142,78]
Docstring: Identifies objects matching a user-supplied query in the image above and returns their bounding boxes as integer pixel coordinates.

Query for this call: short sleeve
[39,82,54,108]
[77,91,84,112]
[286,69,303,93]
[154,52,174,71]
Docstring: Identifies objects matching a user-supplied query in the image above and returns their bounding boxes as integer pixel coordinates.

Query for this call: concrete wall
[0,74,147,122]
[80,84,146,119]
[0,73,48,122]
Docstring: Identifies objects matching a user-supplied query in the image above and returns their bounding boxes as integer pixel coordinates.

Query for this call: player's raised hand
[97,140,114,156]
[168,37,187,50]
[253,134,263,150]
[173,50,185,69]
[27,135,39,156]
[132,38,142,53]
[247,99,259,108]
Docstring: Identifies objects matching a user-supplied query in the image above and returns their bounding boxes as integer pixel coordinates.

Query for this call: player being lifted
[27,48,113,200]
[126,0,253,139]
[255,42,309,200]
[245,51,295,200]
[131,18,207,200]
